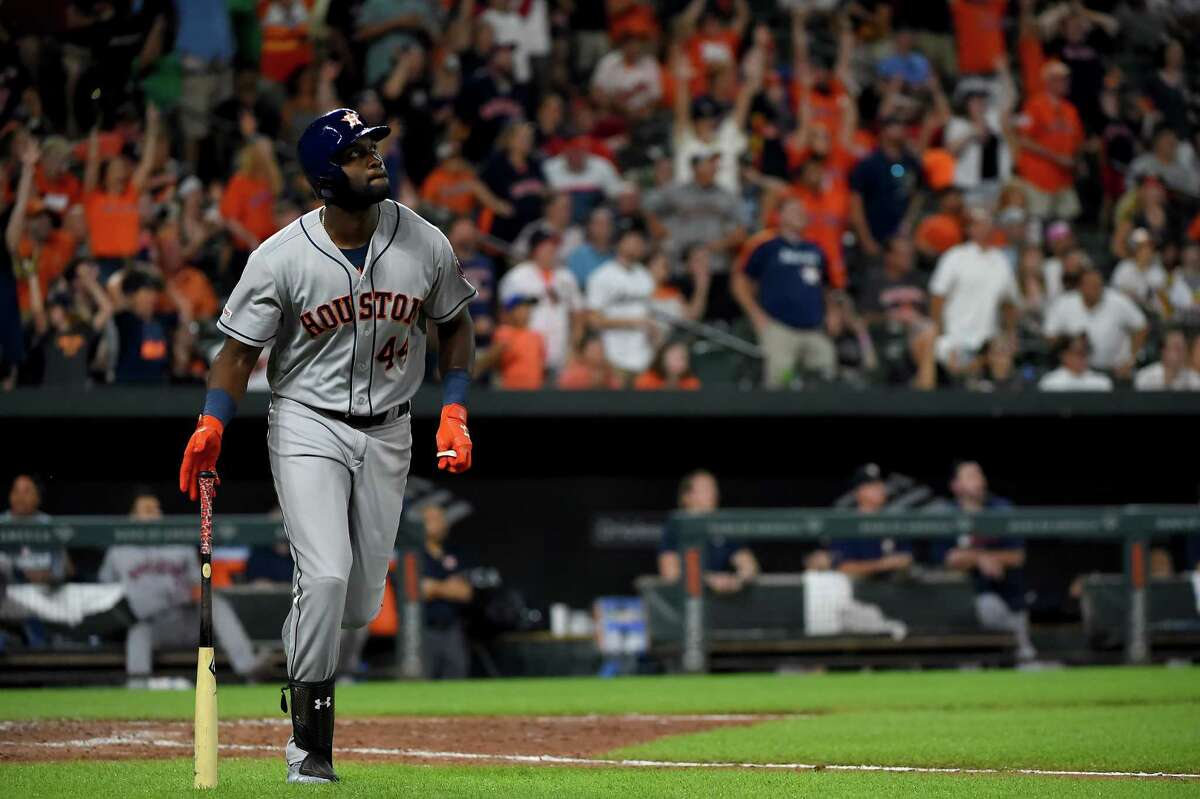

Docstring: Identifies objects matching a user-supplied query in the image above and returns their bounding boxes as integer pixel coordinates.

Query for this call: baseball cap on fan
[690,95,722,120]
[503,294,538,312]
[1129,227,1154,248]
[850,463,885,490]
[528,227,560,254]
[1046,221,1072,244]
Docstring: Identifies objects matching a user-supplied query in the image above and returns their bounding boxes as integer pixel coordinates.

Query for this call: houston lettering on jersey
[300,291,424,338]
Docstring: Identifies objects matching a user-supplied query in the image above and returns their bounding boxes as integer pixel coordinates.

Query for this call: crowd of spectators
[2,0,1200,392]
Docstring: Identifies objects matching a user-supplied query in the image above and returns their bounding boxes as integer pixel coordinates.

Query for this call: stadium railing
[4,507,1199,678]
[666,506,1200,672]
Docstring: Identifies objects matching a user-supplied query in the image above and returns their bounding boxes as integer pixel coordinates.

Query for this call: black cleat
[287,753,340,784]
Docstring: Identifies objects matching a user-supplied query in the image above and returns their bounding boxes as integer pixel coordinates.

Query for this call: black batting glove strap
[286,678,336,765]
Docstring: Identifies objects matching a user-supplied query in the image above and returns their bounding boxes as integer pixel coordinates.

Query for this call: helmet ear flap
[313,176,335,200]
[315,165,352,203]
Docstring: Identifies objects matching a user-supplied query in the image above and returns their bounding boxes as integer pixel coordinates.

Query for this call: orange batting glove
[179,415,224,501]
[436,403,472,473]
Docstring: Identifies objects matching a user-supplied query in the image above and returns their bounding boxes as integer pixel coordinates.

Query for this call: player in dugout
[830,463,914,578]
[336,504,474,681]
[420,503,474,680]
[658,469,759,593]
[98,486,270,689]
[939,460,1037,662]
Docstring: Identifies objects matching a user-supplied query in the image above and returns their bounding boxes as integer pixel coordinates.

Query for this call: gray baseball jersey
[98,544,197,620]
[216,199,472,766]
[98,545,258,677]
[217,199,477,415]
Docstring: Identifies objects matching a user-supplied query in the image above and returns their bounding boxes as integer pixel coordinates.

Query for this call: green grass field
[2,665,1198,797]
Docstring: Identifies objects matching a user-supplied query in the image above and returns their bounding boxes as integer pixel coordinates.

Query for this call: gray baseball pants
[267,396,411,764]
[125,596,257,676]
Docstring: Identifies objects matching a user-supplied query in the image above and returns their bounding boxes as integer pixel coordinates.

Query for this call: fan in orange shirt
[607,0,658,42]
[6,137,82,311]
[82,104,161,266]
[476,296,547,390]
[14,217,78,313]
[791,77,853,141]
[789,5,857,139]
[421,158,481,217]
[150,217,220,321]
[419,145,514,220]
[783,122,862,196]
[1017,0,1047,96]
[634,339,701,390]
[678,0,750,97]
[1015,61,1084,219]
[33,136,81,214]
[558,333,623,389]
[220,137,284,255]
[914,188,967,259]
[259,0,315,85]
[950,0,1007,76]
[760,156,849,288]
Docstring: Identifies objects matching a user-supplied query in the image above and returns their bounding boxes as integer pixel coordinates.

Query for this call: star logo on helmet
[342,111,362,128]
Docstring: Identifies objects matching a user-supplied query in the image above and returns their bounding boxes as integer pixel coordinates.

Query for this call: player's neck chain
[320,205,381,251]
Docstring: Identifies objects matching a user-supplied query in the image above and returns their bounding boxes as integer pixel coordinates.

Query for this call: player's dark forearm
[208,339,262,403]
[436,308,475,378]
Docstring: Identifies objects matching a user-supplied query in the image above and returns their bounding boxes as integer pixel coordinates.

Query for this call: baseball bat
[194,471,218,789]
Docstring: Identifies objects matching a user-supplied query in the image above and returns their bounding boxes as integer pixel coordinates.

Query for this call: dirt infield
[0,714,768,764]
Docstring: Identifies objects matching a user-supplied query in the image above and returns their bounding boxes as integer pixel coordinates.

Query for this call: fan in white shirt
[1167,241,1200,317]
[480,0,551,85]
[1044,269,1148,373]
[669,43,762,193]
[1039,334,1114,392]
[1041,221,1077,303]
[497,229,585,371]
[586,229,657,375]
[1135,329,1200,391]
[1111,229,1168,314]
[929,209,1019,368]
[542,138,623,222]
[590,29,663,117]
[943,71,1016,205]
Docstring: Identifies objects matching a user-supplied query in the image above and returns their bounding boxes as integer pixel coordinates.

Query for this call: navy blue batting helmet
[297,108,390,201]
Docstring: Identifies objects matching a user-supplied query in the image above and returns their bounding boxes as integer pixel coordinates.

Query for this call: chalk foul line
[18,734,1199,780]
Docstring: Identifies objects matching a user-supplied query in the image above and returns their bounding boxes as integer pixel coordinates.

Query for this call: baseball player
[178,108,476,784]
[99,487,265,687]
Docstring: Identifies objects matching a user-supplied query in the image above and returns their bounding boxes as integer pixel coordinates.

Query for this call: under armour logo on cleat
[315,697,332,710]
[342,111,361,128]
